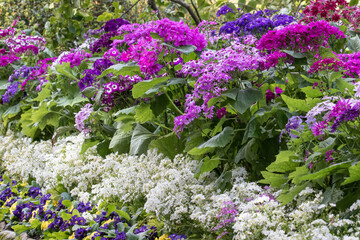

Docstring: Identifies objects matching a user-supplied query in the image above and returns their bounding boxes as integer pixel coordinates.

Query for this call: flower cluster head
[280,116,305,141]
[174,42,262,134]
[75,103,94,136]
[309,57,344,74]
[336,52,360,77]
[261,51,294,70]
[219,10,295,37]
[302,0,360,28]
[256,20,345,53]
[216,5,235,17]
[101,75,143,110]
[105,18,207,75]
[0,27,16,38]
[5,34,46,55]
[58,50,91,68]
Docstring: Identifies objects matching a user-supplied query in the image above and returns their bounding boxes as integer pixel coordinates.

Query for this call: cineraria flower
[216,5,235,17]
[74,103,93,135]
[216,108,227,119]
[280,116,305,141]
[219,10,295,37]
[174,42,262,134]
[309,57,344,74]
[256,20,345,53]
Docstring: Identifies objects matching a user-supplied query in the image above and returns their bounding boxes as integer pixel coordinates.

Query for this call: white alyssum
[1,133,360,238]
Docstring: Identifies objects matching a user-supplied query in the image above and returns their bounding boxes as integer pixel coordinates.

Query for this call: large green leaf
[161,43,197,55]
[31,102,60,130]
[55,63,78,81]
[109,129,132,154]
[278,183,308,204]
[189,127,234,155]
[282,95,321,113]
[132,77,169,98]
[223,88,263,114]
[130,124,156,155]
[98,62,140,78]
[259,171,287,188]
[149,132,184,159]
[300,161,352,181]
[348,35,360,52]
[11,224,31,234]
[2,103,21,119]
[135,103,155,123]
[266,150,298,173]
[342,162,360,185]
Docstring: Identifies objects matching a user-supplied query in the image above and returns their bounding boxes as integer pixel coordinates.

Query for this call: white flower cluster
[232,187,360,239]
[0,133,360,239]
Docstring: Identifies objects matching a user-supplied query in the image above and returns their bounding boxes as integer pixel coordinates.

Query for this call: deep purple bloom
[265,89,276,103]
[217,5,235,17]
[216,108,227,119]
[75,228,89,239]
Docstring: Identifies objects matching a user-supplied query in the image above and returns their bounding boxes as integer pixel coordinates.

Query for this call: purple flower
[280,116,304,141]
[265,89,276,103]
[75,228,89,239]
[75,103,93,134]
[217,5,235,17]
[216,108,227,119]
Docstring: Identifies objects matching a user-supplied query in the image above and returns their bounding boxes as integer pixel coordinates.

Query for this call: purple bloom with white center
[169,234,187,240]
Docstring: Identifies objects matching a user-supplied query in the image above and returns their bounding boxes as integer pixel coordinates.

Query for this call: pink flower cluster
[302,0,360,29]
[308,57,343,74]
[75,103,94,136]
[174,42,262,134]
[0,27,16,38]
[104,18,207,75]
[256,20,345,53]
[260,51,293,70]
[5,35,46,55]
[58,50,92,68]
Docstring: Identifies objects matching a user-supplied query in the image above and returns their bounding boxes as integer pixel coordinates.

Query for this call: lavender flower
[74,103,93,135]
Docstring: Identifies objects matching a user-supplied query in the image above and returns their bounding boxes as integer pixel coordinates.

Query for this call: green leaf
[109,129,132,154]
[82,86,98,98]
[348,35,360,52]
[80,138,99,154]
[32,83,51,101]
[282,50,306,59]
[200,156,221,174]
[135,103,155,123]
[278,183,308,204]
[115,210,131,221]
[189,127,234,155]
[2,103,21,118]
[31,102,60,130]
[301,86,323,98]
[300,161,352,181]
[313,137,336,153]
[335,78,354,92]
[61,212,73,221]
[161,43,197,55]
[288,166,308,184]
[342,162,360,185]
[62,199,72,208]
[11,225,31,234]
[223,88,262,114]
[130,124,156,155]
[282,95,321,112]
[98,62,140,78]
[149,132,184,159]
[350,0,359,6]
[259,171,287,188]
[132,77,169,98]
[266,151,298,173]
[56,91,87,107]
[55,63,78,81]
[318,47,337,59]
